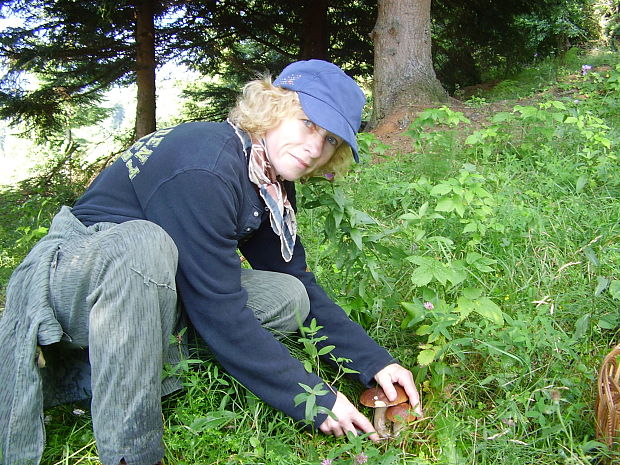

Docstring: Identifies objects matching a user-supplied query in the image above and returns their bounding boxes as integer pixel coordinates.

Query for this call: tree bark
[369,0,448,129]
[134,0,157,140]
[300,0,329,60]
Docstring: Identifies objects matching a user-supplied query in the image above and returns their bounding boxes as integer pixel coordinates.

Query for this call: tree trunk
[134,0,157,140]
[300,0,329,60]
[369,0,448,129]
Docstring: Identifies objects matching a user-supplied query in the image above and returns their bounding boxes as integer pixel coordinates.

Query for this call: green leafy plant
[402,286,504,366]
[297,177,400,324]
[293,382,334,426]
[404,106,472,179]
[297,317,358,384]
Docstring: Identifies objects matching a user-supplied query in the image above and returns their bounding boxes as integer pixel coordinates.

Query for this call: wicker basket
[596,344,620,449]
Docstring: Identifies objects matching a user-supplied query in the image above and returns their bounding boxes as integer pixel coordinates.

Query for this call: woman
[0,60,421,465]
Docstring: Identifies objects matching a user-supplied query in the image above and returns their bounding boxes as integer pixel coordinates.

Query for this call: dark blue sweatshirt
[72,121,395,427]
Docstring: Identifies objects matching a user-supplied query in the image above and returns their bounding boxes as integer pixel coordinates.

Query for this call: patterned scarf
[228,121,297,262]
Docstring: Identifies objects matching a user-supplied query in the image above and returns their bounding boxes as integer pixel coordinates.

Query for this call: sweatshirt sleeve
[143,169,336,427]
[239,183,397,388]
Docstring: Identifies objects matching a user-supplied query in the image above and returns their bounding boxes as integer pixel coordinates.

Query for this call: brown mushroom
[386,403,417,436]
[360,384,409,438]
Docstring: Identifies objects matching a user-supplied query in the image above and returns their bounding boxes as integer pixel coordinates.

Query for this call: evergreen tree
[0,0,200,139]
[0,0,601,141]
[0,0,375,138]
[173,0,376,123]
[369,0,448,129]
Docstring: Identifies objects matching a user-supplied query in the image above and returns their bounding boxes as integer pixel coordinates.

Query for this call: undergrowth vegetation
[1,50,619,464]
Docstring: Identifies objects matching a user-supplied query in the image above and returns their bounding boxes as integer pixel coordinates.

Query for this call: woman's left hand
[373,363,423,416]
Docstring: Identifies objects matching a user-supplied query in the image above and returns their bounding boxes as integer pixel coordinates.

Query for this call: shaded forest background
[1,0,615,145]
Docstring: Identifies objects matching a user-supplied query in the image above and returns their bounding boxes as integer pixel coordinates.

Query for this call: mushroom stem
[392,420,405,436]
[373,407,390,438]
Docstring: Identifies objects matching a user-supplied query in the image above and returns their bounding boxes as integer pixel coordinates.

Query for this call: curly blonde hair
[228,75,353,179]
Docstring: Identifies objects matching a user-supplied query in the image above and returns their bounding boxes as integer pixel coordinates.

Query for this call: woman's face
[263,111,343,181]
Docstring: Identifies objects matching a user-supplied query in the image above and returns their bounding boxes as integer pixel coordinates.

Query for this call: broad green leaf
[325,214,336,239]
[597,314,619,329]
[318,345,335,356]
[410,265,434,287]
[465,132,484,145]
[426,236,454,246]
[367,260,379,281]
[416,324,432,336]
[479,375,496,385]
[473,262,494,273]
[422,288,439,302]
[490,112,513,123]
[430,183,453,196]
[465,252,482,263]
[583,247,599,267]
[432,266,452,286]
[595,276,610,296]
[351,209,377,225]
[435,197,457,212]
[350,228,363,250]
[401,300,422,316]
[462,287,483,300]
[457,295,504,325]
[333,188,347,209]
[474,297,504,325]
[462,221,478,234]
[454,200,466,217]
[188,411,237,432]
[332,210,344,229]
[418,348,437,366]
[304,396,315,421]
[610,280,620,300]
[419,201,429,216]
[456,297,475,319]
[573,314,590,341]
[576,174,588,193]
[401,302,426,328]
[446,266,467,286]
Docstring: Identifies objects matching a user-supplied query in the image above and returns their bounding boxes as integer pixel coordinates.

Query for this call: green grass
[2,48,620,464]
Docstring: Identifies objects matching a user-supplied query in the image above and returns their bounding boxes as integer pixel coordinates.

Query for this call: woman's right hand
[318,391,380,442]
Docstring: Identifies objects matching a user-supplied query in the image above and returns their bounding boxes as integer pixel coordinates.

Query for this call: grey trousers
[46,207,310,465]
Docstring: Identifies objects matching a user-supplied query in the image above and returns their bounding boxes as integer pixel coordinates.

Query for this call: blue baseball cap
[273,60,366,162]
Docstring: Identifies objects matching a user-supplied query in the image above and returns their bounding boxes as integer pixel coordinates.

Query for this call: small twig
[554,261,582,278]
[575,235,603,255]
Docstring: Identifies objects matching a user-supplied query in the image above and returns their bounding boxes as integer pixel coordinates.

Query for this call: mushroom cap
[386,403,417,423]
[359,384,409,408]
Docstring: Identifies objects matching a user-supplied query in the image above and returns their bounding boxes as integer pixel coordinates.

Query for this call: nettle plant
[397,167,505,368]
[385,109,506,369]
[560,105,615,191]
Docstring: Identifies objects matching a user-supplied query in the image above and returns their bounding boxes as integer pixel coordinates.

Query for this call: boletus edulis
[360,383,416,438]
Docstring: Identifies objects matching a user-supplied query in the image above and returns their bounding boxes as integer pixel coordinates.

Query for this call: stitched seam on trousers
[130,267,176,291]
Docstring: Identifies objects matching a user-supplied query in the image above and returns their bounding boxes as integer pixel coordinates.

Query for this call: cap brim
[297,92,360,162]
